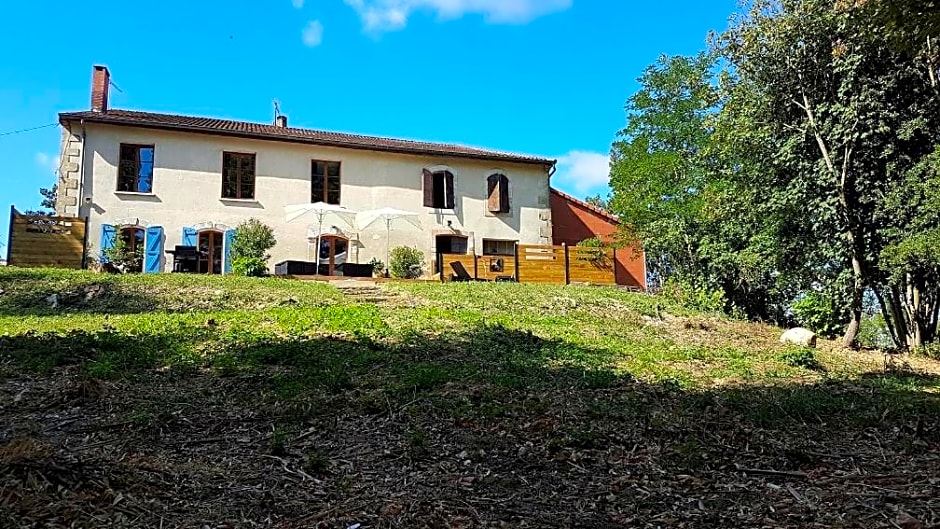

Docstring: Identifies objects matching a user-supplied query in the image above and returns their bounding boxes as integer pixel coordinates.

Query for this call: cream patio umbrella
[356,207,422,277]
[284,202,357,273]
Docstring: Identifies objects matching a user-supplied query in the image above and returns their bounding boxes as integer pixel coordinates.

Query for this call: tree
[584,194,610,210]
[718,0,940,348]
[22,184,57,216]
[608,52,798,320]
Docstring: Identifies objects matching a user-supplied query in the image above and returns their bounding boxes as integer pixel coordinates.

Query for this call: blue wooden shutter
[182,226,197,246]
[144,226,164,273]
[100,224,116,263]
[222,229,236,274]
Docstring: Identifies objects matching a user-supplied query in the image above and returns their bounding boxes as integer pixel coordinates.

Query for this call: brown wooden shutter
[487,174,501,213]
[499,174,510,213]
[444,171,455,209]
[422,169,434,207]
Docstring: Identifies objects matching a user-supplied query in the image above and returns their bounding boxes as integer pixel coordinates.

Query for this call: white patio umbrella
[284,202,357,273]
[356,207,422,277]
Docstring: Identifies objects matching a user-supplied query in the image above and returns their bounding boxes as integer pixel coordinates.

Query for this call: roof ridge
[59,108,555,166]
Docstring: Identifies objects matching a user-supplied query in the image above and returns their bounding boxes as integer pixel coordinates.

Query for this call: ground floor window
[198,230,224,275]
[482,239,516,256]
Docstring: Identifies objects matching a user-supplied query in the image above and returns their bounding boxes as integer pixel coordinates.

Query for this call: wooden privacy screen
[7,207,86,269]
[516,244,567,284]
[567,246,616,286]
[438,244,617,285]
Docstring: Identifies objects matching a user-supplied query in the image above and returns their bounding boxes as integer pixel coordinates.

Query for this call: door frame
[319,235,349,276]
[197,229,224,275]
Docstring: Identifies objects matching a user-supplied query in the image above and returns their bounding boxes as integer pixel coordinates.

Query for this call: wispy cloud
[554,150,610,195]
[292,0,304,7]
[343,0,571,32]
[35,152,59,175]
[302,20,324,47]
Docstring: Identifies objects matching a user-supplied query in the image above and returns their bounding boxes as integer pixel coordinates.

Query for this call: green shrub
[230,219,276,276]
[232,256,269,277]
[231,219,276,261]
[369,257,385,277]
[390,246,424,279]
[662,278,726,313]
[779,347,823,371]
[791,291,846,339]
[103,236,142,274]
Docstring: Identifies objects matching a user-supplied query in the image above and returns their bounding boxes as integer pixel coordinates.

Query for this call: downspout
[78,119,87,219]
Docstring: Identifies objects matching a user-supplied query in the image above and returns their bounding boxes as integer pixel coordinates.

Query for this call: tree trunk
[842,269,864,349]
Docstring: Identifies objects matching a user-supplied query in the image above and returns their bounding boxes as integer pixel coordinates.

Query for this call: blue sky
[0,0,736,251]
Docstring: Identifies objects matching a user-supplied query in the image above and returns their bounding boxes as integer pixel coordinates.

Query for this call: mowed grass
[2,267,939,428]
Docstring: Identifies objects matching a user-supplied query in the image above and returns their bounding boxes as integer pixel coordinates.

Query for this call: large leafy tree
[718,0,940,348]
[608,53,798,320]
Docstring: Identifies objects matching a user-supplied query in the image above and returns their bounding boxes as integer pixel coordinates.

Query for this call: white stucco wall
[70,122,553,275]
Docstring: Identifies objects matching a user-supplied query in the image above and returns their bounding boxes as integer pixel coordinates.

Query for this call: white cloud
[292,0,304,7]
[343,0,571,32]
[35,152,59,175]
[554,150,610,195]
[302,20,324,47]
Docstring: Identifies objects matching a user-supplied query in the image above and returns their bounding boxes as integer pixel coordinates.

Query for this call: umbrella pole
[315,213,323,276]
[385,218,391,278]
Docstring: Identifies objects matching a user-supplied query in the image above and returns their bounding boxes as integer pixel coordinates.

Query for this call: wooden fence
[7,207,87,269]
[438,243,617,286]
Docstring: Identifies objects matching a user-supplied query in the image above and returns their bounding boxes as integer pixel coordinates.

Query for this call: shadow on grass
[2,323,939,435]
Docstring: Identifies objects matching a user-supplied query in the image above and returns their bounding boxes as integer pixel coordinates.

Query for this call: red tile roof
[59,109,556,167]
[550,187,620,224]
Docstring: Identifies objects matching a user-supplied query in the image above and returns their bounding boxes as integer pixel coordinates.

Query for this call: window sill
[115,191,156,197]
[427,208,457,215]
[220,197,260,204]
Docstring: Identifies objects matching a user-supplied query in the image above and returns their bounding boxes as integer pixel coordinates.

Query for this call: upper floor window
[222,152,256,199]
[312,160,341,204]
[117,144,154,193]
[423,169,455,209]
[487,173,510,213]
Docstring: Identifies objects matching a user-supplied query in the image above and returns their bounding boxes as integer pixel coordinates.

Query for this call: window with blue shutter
[182,227,197,247]
[222,229,236,274]
[144,226,164,273]
[100,224,116,263]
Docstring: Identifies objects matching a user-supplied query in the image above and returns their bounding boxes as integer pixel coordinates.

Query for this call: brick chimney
[275,115,288,127]
[90,65,110,113]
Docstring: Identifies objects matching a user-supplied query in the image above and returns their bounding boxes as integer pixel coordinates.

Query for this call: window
[423,169,455,209]
[117,144,154,193]
[222,152,256,199]
[482,239,516,256]
[312,160,341,204]
[487,174,510,213]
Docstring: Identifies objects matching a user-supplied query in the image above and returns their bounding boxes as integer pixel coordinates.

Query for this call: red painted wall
[550,190,646,289]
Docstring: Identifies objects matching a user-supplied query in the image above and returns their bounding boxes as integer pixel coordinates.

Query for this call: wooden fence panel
[476,255,516,281]
[568,247,616,285]
[8,208,86,269]
[438,253,478,281]
[517,244,567,284]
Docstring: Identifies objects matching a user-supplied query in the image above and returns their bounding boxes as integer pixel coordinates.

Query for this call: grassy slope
[2,268,940,527]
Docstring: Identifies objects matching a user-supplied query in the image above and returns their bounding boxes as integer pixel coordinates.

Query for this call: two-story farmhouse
[56,66,556,276]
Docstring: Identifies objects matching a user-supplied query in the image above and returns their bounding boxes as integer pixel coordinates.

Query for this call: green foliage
[779,347,822,371]
[792,292,847,339]
[389,246,424,279]
[584,194,610,210]
[103,235,142,274]
[22,184,57,216]
[369,257,385,277]
[231,219,276,263]
[232,257,269,277]
[661,278,726,314]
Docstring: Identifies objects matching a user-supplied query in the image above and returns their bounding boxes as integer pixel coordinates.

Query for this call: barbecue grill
[165,245,201,273]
